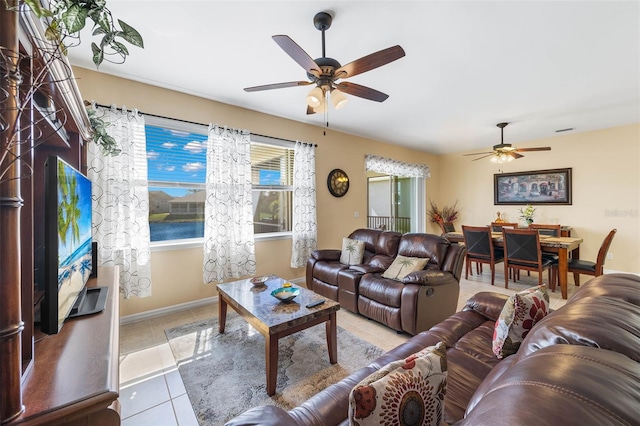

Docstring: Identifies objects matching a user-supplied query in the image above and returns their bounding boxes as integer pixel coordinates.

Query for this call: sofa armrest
[402,270,455,286]
[462,291,510,321]
[311,249,342,262]
[225,405,297,426]
[350,264,384,274]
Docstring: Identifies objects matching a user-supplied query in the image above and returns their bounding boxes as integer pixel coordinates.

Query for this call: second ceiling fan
[244,11,405,114]
[464,123,551,163]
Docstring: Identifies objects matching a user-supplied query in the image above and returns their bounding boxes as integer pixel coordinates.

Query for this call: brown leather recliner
[357,233,466,334]
[306,228,401,313]
[307,230,466,335]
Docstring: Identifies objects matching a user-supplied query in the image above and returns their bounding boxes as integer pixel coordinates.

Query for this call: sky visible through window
[146,124,207,197]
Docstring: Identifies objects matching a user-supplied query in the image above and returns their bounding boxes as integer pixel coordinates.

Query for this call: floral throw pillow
[381,255,429,281]
[349,342,447,426]
[340,238,365,265]
[492,285,550,359]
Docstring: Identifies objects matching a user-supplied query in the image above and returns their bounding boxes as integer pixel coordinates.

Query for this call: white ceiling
[68,1,640,155]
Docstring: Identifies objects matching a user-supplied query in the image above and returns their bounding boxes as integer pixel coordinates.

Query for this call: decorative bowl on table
[271,287,300,302]
[250,276,269,286]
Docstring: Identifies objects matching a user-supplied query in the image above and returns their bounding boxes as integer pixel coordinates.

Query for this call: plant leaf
[91,42,104,66]
[62,4,89,34]
[111,41,129,56]
[118,19,144,48]
[92,27,107,36]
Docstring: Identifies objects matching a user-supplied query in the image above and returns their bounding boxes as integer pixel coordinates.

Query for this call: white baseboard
[120,276,307,325]
[120,296,218,325]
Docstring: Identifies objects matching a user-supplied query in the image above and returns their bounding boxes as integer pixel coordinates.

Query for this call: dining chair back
[569,229,617,285]
[491,222,518,232]
[528,223,562,237]
[502,228,555,289]
[462,225,504,285]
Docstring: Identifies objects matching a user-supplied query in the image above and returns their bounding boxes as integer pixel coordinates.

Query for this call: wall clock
[327,168,349,197]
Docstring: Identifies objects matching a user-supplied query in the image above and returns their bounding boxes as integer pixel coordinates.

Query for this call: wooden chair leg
[573,272,581,286]
[465,257,470,279]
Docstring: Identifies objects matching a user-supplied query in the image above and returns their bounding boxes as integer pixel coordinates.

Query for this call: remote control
[306,300,325,308]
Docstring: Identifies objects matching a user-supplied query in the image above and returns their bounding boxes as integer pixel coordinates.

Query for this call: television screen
[41,156,93,334]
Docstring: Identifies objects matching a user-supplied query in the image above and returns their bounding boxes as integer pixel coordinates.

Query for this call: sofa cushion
[340,237,365,265]
[461,345,640,426]
[382,255,429,281]
[492,285,550,359]
[397,233,450,270]
[349,342,447,426]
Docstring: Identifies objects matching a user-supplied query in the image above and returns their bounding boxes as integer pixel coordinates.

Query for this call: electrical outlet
[354,211,359,218]
[607,253,614,260]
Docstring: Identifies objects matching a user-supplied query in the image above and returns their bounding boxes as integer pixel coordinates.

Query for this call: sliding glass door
[367,174,425,233]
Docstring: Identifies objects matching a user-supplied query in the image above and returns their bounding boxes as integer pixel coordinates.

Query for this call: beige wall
[73,67,441,317]
[74,68,639,317]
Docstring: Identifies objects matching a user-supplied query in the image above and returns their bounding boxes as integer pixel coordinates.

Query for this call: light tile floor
[118,266,575,425]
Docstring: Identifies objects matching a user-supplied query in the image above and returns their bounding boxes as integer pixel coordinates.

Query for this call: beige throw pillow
[382,255,428,281]
[340,238,365,265]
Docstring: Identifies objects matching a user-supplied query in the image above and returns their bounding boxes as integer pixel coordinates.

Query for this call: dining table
[444,231,583,299]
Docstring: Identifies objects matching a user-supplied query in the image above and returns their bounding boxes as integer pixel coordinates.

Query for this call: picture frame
[494,168,572,205]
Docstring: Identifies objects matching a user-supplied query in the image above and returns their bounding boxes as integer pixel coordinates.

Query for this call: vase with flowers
[428,200,460,233]
[519,204,536,227]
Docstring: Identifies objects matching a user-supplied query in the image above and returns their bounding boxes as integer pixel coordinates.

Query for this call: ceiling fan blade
[306,105,316,115]
[507,152,524,159]
[334,45,405,79]
[472,154,495,161]
[514,147,552,152]
[336,82,389,102]
[463,151,494,156]
[244,81,313,92]
[272,35,321,77]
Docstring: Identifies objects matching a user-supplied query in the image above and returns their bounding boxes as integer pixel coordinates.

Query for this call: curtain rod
[91,103,317,147]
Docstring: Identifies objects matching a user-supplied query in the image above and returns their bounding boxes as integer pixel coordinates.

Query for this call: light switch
[354,211,359,218]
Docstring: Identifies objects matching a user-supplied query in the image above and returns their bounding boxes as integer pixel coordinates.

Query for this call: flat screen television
[41,156,105,335]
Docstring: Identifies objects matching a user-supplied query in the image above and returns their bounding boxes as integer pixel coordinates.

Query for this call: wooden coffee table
[216,276,340,396]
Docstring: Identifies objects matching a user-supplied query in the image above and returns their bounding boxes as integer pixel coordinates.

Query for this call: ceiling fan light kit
[465,122,552,162]
[244,11,405,115]
[306,86,323,108]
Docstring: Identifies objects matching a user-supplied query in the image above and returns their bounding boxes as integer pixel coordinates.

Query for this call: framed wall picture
[494,168,572,205]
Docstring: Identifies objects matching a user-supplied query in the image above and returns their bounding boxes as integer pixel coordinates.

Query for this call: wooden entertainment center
[15,268,120,425]
[1,4,121,424]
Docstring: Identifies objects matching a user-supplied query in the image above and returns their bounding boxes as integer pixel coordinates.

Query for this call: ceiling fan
[464,122,551,163]
[243,11,405,115]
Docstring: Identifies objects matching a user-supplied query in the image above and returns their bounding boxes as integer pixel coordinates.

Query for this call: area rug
[165,313,384,425]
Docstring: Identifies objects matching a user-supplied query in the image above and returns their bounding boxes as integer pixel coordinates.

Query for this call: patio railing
[367,216,411,233]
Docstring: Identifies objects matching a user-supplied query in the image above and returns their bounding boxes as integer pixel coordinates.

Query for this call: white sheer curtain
[290,142,317,268]
[88,104,152,298]
[203,125,256,283]
[364,154,431,178]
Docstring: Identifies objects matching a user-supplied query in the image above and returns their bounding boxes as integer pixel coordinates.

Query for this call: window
[250,136,294,236]
[145,116,294,243]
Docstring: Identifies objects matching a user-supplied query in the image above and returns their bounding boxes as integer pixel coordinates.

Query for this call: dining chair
[527,223,561,267]
[528,223,562,237]
[568,229,617,286]
[502,228,556,289]
[491,222,518,232]
[462,225,504,285]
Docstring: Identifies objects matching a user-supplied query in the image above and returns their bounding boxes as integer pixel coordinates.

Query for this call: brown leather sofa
[226,273,640,425]
[305,229,467,334]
